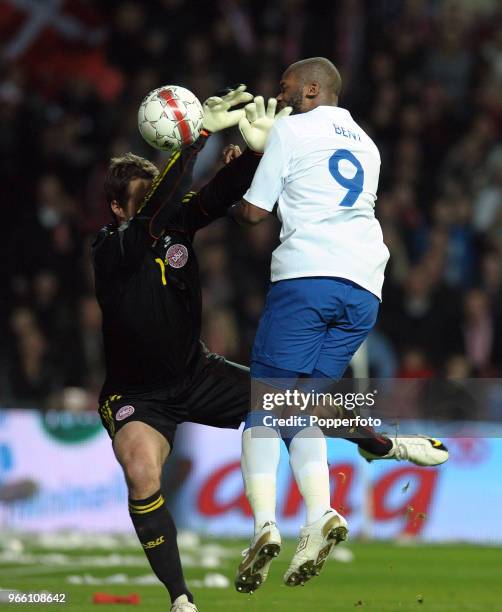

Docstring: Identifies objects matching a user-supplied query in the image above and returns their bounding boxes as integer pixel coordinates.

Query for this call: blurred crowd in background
[1,0,502,410]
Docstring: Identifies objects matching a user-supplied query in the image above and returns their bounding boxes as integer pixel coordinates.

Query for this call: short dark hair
[104,152,158,207]
[286,57,342,97]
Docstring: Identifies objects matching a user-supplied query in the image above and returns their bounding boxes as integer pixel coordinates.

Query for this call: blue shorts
[251,277,379,380]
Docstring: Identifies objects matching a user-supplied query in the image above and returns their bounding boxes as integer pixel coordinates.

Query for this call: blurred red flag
[0,0,124,100]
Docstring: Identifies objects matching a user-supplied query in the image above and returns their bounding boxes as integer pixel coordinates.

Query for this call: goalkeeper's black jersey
[92,135,260,396]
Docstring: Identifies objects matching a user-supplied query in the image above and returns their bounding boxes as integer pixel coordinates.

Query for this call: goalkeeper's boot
[235,521,281,593]
[284,509,348,587]
[171,595,197,612]
[359,435,449,466]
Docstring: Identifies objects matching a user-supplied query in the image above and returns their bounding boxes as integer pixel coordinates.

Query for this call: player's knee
[122,455,162,498]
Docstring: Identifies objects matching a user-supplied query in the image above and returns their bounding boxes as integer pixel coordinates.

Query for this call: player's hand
[238,97,292,152]
[221,144,242,164]
[202,85,253,133]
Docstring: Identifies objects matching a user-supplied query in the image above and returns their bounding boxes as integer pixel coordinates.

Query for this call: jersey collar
[315,105,351,119]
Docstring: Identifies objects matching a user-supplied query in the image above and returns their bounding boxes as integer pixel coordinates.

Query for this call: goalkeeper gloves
[202,84,253,133]
[238,96,292,152]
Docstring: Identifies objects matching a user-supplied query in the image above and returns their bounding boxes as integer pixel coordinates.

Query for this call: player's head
[104,153,159,223]
[277,57,342,114]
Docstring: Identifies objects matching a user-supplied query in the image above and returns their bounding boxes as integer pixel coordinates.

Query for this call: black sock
[299,373,394,457]
[129,490,193,604]
[346,432,393,456]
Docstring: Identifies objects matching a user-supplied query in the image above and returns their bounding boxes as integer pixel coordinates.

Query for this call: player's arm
[92,87,255,274]
[185,96,292,233]
[139,84,254,238]
[229,118,288,226]
[230,199,271,226]
[137,132,212,237]
[138,83,253,230]
[183,146,263,234]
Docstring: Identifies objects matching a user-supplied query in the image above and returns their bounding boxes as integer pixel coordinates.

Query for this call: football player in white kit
[231,58,448,593]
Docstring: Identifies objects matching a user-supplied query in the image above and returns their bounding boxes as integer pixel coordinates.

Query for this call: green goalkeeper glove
[202,84,253,133]
[238,96,293,152]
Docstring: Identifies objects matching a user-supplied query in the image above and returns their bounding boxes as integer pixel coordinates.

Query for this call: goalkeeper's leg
[113,422,194,607]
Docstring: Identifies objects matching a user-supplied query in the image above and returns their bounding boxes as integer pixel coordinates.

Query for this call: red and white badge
[166,244,188,268]
[116,405,135,421]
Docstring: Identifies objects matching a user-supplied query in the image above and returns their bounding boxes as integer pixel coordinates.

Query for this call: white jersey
[243,106,390,299]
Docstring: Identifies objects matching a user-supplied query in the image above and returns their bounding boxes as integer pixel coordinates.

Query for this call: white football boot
[284,509,348,587]
[358,435,449,466]
[235,521,281,593]
[171,595,197,612]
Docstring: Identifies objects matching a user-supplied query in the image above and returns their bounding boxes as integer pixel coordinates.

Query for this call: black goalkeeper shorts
[98,351,249,449]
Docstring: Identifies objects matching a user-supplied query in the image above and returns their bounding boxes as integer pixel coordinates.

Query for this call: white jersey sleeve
[243,122,290,212]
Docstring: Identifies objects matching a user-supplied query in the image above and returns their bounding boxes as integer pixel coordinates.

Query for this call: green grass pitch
[1,536,501,611]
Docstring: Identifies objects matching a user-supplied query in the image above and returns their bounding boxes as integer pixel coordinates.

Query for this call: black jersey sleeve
[136,133,209,238]
[92,135,209,277]
[182,148,262,236]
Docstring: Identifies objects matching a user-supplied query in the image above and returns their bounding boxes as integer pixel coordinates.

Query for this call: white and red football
[138,85,204,151]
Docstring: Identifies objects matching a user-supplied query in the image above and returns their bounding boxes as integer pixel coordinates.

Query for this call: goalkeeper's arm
[183,146,264,235]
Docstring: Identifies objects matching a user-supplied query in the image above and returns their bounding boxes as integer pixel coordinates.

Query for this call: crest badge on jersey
[166,244,188,268]
[116,405,135,421]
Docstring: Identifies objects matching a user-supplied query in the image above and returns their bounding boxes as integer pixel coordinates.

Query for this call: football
[138,85,204,151]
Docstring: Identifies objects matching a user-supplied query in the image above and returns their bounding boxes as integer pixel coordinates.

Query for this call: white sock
[289,427,332,525]
[241,426,281,533]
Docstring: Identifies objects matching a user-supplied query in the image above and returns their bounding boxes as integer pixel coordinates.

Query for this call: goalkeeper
[93,85,273,612]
